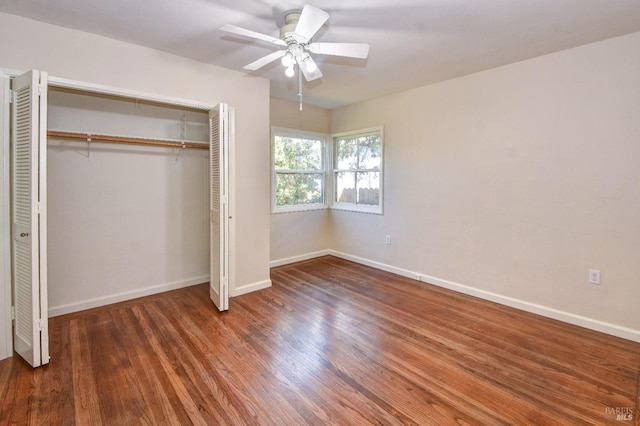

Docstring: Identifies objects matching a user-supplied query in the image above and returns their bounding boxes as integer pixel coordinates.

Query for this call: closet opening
[46,86,231,317]
[1,69,233,367]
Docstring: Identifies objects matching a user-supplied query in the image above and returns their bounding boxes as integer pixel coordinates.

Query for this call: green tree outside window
[274,135,324,207]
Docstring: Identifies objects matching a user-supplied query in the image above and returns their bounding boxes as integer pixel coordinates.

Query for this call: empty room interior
[0,1,639,424]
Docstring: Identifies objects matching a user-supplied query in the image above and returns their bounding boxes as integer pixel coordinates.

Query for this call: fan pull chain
[298,64,303,111]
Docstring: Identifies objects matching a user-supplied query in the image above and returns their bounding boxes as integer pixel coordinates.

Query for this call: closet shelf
[47,130,209,150]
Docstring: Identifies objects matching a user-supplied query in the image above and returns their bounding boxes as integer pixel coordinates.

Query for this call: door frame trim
[0,73,11,360]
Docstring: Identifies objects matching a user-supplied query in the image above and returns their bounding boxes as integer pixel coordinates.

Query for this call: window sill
[331,203,383,215]
[271,204,328,214]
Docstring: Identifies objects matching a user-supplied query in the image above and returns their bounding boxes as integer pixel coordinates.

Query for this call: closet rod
[47,130,209,150]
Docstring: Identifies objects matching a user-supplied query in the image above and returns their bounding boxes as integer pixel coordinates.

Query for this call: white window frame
[331,127,384,215]
[271,127,329,213]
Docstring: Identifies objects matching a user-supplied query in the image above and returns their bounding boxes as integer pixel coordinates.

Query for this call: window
[271,126,383,214]
[333,128,383,214]
[272,128,327,213]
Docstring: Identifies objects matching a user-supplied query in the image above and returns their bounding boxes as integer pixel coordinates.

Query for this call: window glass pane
[355,171,380,205]
[274,136,322,171]
[335,171,356,203]
[336,138,358,170]
[358,134,382,170]
[275,173,323,206]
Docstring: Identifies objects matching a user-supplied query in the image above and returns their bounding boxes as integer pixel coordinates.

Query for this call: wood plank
[69,319,101,425]
[0,255,637,424]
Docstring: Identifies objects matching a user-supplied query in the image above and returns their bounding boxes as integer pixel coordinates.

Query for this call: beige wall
[270,98,331,262]
[329,32,640,333]
[0,13,271,311]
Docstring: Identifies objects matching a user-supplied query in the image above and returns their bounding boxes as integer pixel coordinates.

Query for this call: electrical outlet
[589,269,600,285]
[385,235,391,245]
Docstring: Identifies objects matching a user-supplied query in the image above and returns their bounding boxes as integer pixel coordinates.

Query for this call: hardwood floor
[1,256,638,425]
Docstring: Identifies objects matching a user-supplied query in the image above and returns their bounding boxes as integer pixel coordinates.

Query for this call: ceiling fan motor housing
[280,12,303,43]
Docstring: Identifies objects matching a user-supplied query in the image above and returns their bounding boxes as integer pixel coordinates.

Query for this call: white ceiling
[2,0,640,109]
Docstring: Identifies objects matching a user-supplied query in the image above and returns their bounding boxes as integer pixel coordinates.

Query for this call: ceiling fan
[220,4,370,82]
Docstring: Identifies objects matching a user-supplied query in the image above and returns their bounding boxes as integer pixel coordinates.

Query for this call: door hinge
[35,202,44,214]
[36,319,44,331]
[11,306,15,321]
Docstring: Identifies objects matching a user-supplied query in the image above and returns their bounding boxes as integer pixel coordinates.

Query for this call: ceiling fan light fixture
[285,65,295,78]
[281,52,294,67]
[303,55,317,73]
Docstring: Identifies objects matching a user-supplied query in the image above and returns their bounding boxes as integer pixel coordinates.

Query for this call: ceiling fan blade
[220,24,286,47]
[294,4,329,42]
[299,56,323,82]
[308,42,370,59]
[243,50,287,71]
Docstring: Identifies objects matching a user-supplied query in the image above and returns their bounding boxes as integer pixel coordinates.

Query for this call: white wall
[270,98,331,263]
[0,12,271,319]
[329,32,640,336]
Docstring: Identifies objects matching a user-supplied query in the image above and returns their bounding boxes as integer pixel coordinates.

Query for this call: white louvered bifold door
[209,104,229,311]
[11,70,49,367]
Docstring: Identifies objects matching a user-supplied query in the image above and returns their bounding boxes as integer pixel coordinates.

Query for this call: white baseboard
[48,275,209,317]
[233,279,272,297]
[328,250,421,281]
[270,250,331,268]
[272,250,640,343]
[417,273,640,343]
